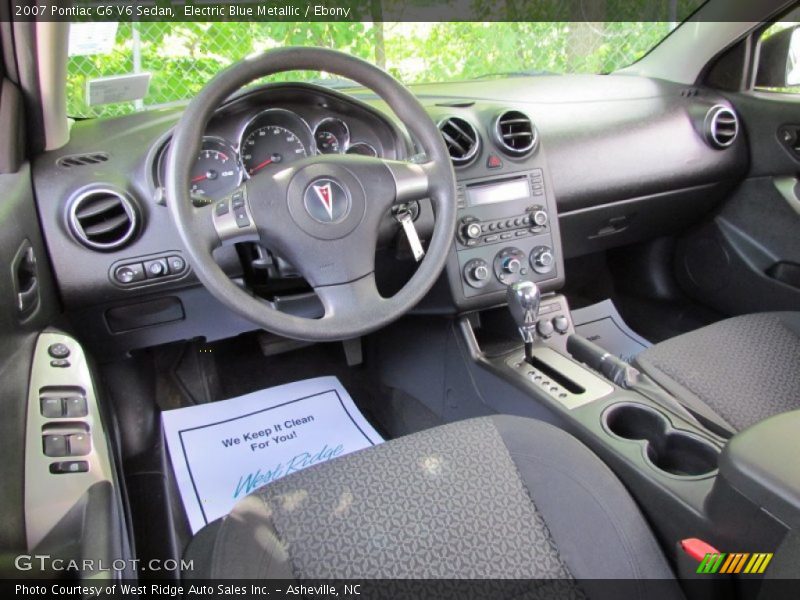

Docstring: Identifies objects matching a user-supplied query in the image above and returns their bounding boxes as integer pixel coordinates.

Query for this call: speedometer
[242,125,307,175]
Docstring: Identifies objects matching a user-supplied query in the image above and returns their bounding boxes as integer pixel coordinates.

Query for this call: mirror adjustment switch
[64,396,88,418]
[43,435,69,457]
[67,433,91,456]
[50,461,89,475]
[47,343,70,359]
[144,258,169,279]
[40,397,64,418]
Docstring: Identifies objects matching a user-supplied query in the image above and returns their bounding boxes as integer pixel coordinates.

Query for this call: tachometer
[189,138,242,200]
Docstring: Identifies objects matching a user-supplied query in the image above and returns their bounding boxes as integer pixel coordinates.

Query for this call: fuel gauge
[314,118,350,154]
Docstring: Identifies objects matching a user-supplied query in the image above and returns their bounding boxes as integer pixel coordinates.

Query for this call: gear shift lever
[506,280,541,362]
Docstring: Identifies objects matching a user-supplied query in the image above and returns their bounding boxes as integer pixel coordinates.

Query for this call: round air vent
[494,110,538,156]
[438,117,480,166]
[69,188,138,251]
[705,105,739,149]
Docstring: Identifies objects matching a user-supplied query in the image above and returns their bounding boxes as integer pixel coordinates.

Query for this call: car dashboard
[32,76,748,359]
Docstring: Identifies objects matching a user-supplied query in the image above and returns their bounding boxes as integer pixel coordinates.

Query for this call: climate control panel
[449,168,564,304]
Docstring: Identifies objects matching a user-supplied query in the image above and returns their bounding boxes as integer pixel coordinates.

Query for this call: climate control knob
[463,259,491,289]
[531,246,555,274]
[502,257,522,274]
[494,247,528,285]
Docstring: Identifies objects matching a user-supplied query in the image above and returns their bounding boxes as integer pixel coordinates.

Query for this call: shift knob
[506,280,541,344]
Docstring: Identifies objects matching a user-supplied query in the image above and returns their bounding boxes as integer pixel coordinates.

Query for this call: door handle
[11,240,40,320]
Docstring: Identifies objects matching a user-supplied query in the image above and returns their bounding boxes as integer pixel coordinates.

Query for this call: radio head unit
[447,168,564,309]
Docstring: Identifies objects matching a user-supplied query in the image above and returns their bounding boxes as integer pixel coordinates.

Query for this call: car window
[66,21,693,119]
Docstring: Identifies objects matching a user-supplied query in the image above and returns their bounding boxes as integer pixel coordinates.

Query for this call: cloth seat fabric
[635,312,800,433]
[185,415,683,599]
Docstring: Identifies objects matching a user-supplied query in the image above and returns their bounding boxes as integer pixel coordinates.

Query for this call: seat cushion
[186,416,682,598]
[635,312,800,432]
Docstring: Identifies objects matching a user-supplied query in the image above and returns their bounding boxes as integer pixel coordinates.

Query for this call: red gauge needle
[249,158,273,175]
[191,174,208,183]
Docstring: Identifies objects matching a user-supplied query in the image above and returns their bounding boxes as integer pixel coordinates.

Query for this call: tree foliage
[67,20,675,118]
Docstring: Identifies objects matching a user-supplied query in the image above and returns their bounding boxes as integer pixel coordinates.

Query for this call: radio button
[532,210,549,227]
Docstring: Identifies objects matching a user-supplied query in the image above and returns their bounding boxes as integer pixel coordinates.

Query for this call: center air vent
[69,188,138,251]
[438,117,480,166]
[494,110,538,156]
[705,105,739,149]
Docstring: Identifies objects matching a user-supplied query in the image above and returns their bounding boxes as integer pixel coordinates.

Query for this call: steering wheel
[165,48,456,341]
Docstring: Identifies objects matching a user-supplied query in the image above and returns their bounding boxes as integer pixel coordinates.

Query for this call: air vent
[57,152,110,168]
[705,105,739,149]
[69,188,138,251]
[438,117,480,166]
[494,110,538,156]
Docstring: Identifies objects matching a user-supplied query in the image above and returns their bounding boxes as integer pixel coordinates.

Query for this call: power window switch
[50,461,89,475]
[67,433,91,456]
[63,396,88,418]
[43,435,69,457]
[40,397,64,418]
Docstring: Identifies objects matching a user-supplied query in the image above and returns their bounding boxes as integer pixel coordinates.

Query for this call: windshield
[67,21,687,119]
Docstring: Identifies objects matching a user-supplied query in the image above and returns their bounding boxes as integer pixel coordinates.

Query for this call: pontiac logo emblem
[312,183,334,220]
[304,179,349,223]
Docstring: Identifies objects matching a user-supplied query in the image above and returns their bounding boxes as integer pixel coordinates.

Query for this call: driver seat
[184,415,683,597]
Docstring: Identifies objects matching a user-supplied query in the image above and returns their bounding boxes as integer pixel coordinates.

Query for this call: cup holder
[603,403,719,477]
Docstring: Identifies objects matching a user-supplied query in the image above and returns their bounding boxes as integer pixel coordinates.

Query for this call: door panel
[0,161,59,555]
[675,92,800,315]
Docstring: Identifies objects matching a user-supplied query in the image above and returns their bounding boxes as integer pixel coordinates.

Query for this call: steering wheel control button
[215,200,230,217]
[531,246,555,274]
[553,315,570,334]
[47,343,70,359]
[114,263,145,284]
[67,434,91,456]
[50,359,70,368]
[537,319,555,338]
[43,435,69,457]
[168,256,186,274]
[231,191,245,209]
[303,179,350,223]
[144,258,169,279]
[234,209,251,228]
[50,461,89,475]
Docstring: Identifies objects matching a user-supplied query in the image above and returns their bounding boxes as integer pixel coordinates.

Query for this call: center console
[458,295,794,573]
[445,168,565,311]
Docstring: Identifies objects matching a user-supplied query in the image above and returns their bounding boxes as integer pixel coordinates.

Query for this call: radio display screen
[466,177,530,206]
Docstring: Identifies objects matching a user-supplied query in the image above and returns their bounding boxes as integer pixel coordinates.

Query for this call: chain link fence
[67,21,678,119]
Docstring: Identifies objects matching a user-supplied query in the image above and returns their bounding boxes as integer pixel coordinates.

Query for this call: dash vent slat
[494,110,538,156]
[57,152,110,168]
[69,189,138,251]
[438,117,480,166]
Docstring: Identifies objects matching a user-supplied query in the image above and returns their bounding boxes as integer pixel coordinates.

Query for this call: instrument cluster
[156,107,381,204]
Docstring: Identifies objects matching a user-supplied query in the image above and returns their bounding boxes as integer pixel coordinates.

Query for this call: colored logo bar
[697,552,773,574]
